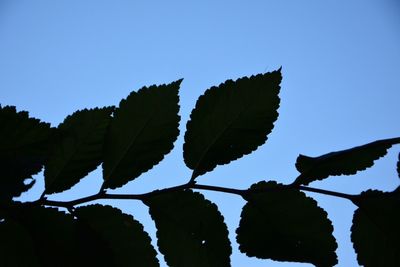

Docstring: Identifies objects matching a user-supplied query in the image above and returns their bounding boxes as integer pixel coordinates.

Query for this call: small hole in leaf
[201,240,206,245]
[23,178,32,185]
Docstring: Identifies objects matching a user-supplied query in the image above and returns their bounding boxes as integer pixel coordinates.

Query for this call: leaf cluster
[1,69,399,266]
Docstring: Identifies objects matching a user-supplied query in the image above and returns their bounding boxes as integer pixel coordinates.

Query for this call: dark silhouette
[1,69,399,266]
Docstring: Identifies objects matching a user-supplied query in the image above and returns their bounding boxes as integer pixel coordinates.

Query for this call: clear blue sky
[1,1,400,266]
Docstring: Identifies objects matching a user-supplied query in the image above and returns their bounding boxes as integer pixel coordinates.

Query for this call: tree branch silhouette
[35,181,356,209]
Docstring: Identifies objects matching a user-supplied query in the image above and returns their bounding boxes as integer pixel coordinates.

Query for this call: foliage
[1,69,399,267]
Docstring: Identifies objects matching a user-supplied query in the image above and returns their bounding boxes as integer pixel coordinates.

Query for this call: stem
[36,181,355,209]
[191,184,246,196]
[39,191,47,200]
[40,183,190,208]
[296,185,356,201]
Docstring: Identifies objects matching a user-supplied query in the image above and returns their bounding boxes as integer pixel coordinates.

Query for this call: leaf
[1,204,137,267]
[3,206,78,267]
[397,153,400,179]
[44,107,113,194]
[145,190,231,267]
[74,220,116,267]
[351,190,400,266]
[236,181,338,267]
[0,218,40,267]
[75,204,159,267]
[0,106,54,200]
[183,69,282,179]
[293,137,400,185]
[102,80,182,189]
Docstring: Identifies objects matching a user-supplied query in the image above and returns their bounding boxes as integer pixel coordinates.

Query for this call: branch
[296,185,356,201]
[40,183,190,208]
[35,181,355,209]
[191,184,246,196]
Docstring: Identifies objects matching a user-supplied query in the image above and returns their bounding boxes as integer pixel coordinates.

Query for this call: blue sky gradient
[1,1,400,266]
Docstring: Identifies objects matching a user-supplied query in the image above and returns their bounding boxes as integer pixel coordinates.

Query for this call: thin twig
[35,181,355,209]
[191,183,246,196]
[296,185,356,201]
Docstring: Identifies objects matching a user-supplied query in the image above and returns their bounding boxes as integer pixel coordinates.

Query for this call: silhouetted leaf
[397,153,400,179]
[184,70,281,179]
[44,107,113,194]
[293,137,400,185]
[3,206,78,267]
[75,204,159,267]
[102,80,181,189]
[0,106,53,200]
[145,190,231,267]
[0,218,40,267]
[1,204,133,267]
[75,218,116,267]
[237,181,337,267]
[351,190,400,266]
